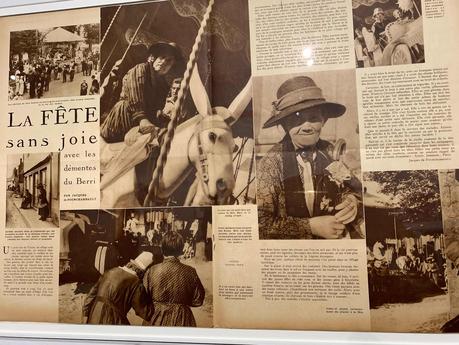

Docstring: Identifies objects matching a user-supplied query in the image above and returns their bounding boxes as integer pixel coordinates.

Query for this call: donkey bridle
[189,117,232,203]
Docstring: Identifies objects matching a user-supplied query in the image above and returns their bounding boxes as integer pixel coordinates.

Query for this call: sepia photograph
[352,0,424,68]
[438,170,459,332]
[254,69,364,240]
[6,152,60,228]
[59,206,213,327]
[364,169,449,332]
[8,23,100,101]
[98,0,255,209]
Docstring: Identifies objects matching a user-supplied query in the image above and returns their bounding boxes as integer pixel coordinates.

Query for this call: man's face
[152,54,175,75]
[283,107,325,150]
[375,13,384,22]
[171,80,181,98]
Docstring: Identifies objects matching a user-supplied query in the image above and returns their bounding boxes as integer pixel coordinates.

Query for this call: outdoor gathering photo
[364,169,449,332]
[8,23,100,101]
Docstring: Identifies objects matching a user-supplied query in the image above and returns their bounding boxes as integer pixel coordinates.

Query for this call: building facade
[23,152,60,225]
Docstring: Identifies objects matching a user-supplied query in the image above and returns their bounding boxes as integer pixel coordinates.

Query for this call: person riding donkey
[100,42,186,203]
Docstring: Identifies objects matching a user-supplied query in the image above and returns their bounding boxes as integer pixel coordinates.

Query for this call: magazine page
[1,0,458,334]
[0,7,100,322]
[213,0,459,333]
[213,67,371,331]
[0,0,255,328]
[355,0,459,333]
[215,0,371,331]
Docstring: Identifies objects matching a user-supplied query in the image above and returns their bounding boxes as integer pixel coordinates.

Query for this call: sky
[6,153,22,179]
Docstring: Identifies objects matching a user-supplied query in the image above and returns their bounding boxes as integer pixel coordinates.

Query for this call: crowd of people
[117,214,199,265]
[83,230,205,327]
[9,49,99,100]
[367,239,446,306]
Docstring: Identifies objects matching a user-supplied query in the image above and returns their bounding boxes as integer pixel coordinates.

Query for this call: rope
[101,39,119,73]
[101,5,122,47]
[121,12,149,62]
[233,137,247,181]
[234,177,256,201]
[100,12,148,101]
[144,0,215,206]
[244,147,255,203]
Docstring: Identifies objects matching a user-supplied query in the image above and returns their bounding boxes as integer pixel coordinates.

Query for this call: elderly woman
[143,231,205,327]
[37,184,49,221]
[100,42,185,144]
[82,251,155,325]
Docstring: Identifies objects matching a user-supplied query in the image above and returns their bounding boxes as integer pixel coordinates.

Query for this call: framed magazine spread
[0,0,459,342]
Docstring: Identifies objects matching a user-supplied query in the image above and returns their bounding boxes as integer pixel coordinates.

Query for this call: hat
[373,7,384,17]
[148,42,185,77]
[131,251,154,270]
[148,42,183,63]
[263,76,346,128]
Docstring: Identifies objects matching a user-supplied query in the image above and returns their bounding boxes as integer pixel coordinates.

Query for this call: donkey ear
[190,65,212,117]
[227,77,252,124]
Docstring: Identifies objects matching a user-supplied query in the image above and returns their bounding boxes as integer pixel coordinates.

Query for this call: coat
[82,267,153,325]
[142,257,205,327]
[257,137,363,239]
[37,188,49,219]
[100,61,170,143]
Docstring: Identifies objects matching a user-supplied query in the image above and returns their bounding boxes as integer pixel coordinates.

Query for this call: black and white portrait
[254,69,364,240]
[98,0,255,208]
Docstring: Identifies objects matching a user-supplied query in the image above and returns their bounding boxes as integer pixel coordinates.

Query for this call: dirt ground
[371,294,449,333]
[59,258,213,328]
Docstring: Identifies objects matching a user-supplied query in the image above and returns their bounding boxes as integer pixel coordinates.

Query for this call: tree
[82,24,100,51]
[10,30,40,59]
[62,25,78,34]
[365,170,441,224]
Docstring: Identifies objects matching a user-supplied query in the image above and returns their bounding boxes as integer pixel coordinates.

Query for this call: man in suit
[257,76,363,240]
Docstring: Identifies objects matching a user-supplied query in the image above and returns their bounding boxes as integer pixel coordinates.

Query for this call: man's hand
[310,215,345,239]
[335,194,358,224]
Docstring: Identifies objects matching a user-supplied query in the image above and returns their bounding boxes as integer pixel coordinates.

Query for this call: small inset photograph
[364,170,449,332]
[254,69,364,240]
[352,0,424,68]
[59,207,213,328]
[6,153,60,228]
[8,24,100,101]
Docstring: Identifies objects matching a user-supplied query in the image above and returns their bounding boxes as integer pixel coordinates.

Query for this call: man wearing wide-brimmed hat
[257,76,363,240]
[100,41,185,143]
